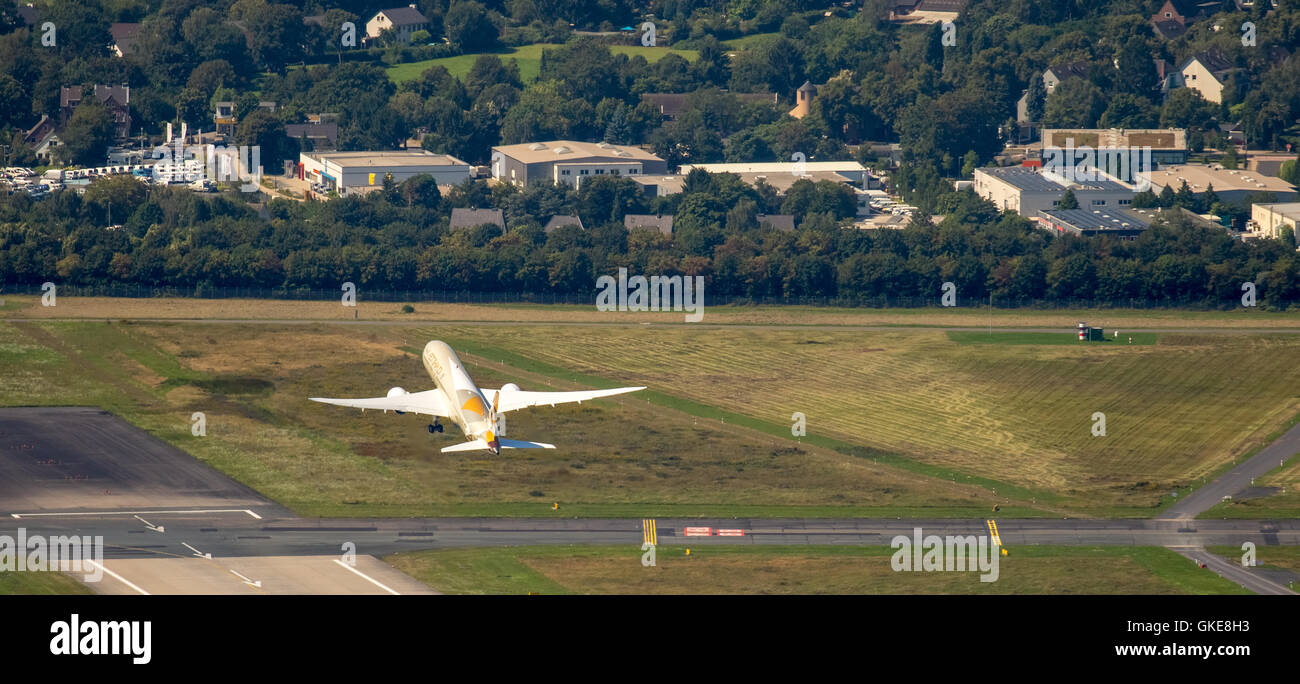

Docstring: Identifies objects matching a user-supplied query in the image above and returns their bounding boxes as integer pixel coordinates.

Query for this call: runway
[2,407,1297,594]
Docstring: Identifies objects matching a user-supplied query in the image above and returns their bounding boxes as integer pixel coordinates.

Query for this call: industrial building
[490,141,666,187]
[1037,208,1152,239]
[297,150,470,195]
[974,166,1136,218]
[679,161,869,184]
[1249,203,1300,242]
[1137,164,1298,204]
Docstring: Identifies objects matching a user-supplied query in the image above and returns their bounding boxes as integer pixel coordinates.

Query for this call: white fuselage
[421,341,497,449]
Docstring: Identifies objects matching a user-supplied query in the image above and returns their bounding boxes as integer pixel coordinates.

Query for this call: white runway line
[333,559,400,595]
[10,509,262,519]
[84,560,150,595]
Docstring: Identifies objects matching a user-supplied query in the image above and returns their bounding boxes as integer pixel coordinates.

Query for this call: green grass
[0,571,95,595]
[387,43,697,84]
[385,544,1251,594]
[6,315,1299,520]
[433,325,1300,514]
[0,320,1015,518]
[1208,545,1300,591]
[946,331,1159,345]
[721,32,781,50]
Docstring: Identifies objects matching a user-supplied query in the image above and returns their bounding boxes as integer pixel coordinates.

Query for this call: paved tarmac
[3,407,1297,594]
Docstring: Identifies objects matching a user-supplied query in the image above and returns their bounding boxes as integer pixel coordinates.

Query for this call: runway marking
[10,509,262,519]
[642,519,657,545]
[333,559,401,595]
[84,560,150,595]
[987,520,1003,547]
[229,569,262,588]
[182,542,212,559]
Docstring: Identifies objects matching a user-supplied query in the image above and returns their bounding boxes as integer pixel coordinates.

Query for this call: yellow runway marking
[642,519,657,545]
[986,519,1003,547]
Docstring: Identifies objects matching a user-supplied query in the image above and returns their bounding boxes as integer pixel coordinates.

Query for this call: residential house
[624,214,673,235]
[365,5,429,44]
[109,22,141,57]
[543,215,584,233]
[213,101,237,138]
[60,85,131,141]
[1175,50,1236,104]
[1016,61,1091,123]
[449,208,505,230]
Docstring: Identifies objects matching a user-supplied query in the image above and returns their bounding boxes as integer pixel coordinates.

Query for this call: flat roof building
[974,166,1136,218]
[1249,203,1300,243]
[492,140,666,187]
[1138,164,1298,204]
[1038,208,1152,239]
[680,161,868,184]
[299,149,469,195]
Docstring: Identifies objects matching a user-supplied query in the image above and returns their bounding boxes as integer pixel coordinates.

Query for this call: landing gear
[428,420,444,434]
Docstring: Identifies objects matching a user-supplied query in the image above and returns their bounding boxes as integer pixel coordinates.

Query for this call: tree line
[3,172,1299,309]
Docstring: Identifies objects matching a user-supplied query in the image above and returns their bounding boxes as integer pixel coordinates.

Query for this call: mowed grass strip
[385,545,1250,595]
[434,325,1300,512]
[1208,545,1300,582]
[0,571,95,595]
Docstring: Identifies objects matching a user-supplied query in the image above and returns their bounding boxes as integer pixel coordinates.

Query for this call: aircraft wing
[309,390,451,417]
[486,386,646,414]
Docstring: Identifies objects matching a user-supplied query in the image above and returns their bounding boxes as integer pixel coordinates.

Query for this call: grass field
[5,295,1298,330]
[428,325,1300,512]
[384,544,1251,594]
[4,296,1299,518]
[0,319,1012,517]
[0,571,95,595]
[721,32,781,50]
[386,43,697,84]
[1201,443,1300,518]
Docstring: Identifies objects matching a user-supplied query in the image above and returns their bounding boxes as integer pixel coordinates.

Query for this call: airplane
[310,340,645,455]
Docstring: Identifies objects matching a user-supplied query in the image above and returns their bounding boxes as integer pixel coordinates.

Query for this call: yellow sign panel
[368,173,375,185]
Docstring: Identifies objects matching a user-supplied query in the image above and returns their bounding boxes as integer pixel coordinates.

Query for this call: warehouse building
[974,166,1136,218]
[1037,208,1152,239]
[297,150,469,195]
[491,140,666,187]
[1137,164,1298,204]
[1249,203,1300,242]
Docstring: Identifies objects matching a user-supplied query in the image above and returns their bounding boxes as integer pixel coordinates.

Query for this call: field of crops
[431,325,1300,509]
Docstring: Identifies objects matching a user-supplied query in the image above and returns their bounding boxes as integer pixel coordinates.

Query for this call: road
[1160,422,1300,520]
[1170,547,1297,596]
[3,407,1298,594]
